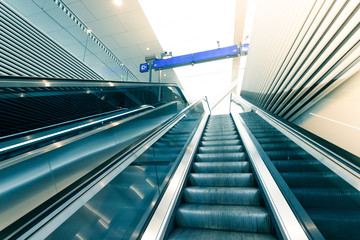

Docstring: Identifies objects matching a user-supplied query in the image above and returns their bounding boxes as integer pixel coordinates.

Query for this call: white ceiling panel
[26,12,63,32]
[113,45,144,58]
[65,1,96,22]
[64,25,88,43]
[47,7,79,28]
[39,0,58,11]
[100,36,121,50]
[118,9,150,31]
[47,29,79,46]
[82,0,141,19]
[138,41,163,56]
[87,16,127,37]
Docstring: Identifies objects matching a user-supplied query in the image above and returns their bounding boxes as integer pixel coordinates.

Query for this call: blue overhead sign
[139,45,239,72]
[139,63,149,73]
[152,45,239,70]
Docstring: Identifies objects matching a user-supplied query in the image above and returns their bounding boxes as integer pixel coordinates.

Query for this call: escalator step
[189,173,255,187]
[292,188,360,209]
[265,150,311,160]
[183,187,263,205]
[281,172,339,188]
[192,162,250,173]
[306,208,360,240]
[261,143,302,151]
[255,136,290,144]
[204,127,236,133]
[196,152,247,162]
[272,160,329,172]
[175,204,272,233]
[198,145,243,154]
[202,135,239,141]
[168,227,276,240]
[203,130,237,137]
[251,132,284,138]
[200,139,241,147]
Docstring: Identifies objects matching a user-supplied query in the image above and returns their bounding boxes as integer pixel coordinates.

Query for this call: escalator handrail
[17,97,208,240]
[0,105,154,156]
[230,94,360,186]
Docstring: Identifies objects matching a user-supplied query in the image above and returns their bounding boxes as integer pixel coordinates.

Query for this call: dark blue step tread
[189,173,255,187]
[183,187,263,205]
[281,172,341,188]
[292,188,360,209]
[192,162,250,173]
[168,227,276,240]
[203,131,238,137]
[175,204,272,233]
[272,160,328,172]
[198,145,244,154]
[196,152,247,162]
[306,208,360,239]
[202,135,239,141]
[201,139,241,146]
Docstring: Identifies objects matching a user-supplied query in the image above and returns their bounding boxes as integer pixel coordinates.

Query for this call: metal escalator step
[192,162,250,173]
[205,127,236,132]
[306,208,360,240]
[265,150,311,160]
[189,173,255,187]
[175,204,272,233]
[183,187,263,205]
[272,159,329,172]
[168,227,276,240]
[281,172,339,188]
[256,136,290,144]
[261,143,302,151]
[200,139,241,147]
[292,188,360,209]
[252,132,285,138]
[196,152,247,162]
[202,135,239,141]
[198,145,243,154]
[203,130,237,137]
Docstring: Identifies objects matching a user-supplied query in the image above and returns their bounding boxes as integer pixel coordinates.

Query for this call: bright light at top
[139,0,236,102]
[113,0,122,6]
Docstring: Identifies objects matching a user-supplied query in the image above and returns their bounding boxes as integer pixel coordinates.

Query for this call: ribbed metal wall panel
[241,0,360,121]
[0,2,103,80]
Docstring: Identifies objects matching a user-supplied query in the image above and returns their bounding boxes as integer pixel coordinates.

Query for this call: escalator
[240,111,360,239]
[0,77,191,239]
[167,114,276,239]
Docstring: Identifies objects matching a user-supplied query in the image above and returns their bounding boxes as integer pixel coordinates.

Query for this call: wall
[293,70,360,157]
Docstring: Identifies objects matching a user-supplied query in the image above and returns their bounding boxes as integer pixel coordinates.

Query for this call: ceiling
[4,0,250,101]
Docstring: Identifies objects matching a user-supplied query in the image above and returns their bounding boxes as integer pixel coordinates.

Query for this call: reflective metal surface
[0,102,178,235]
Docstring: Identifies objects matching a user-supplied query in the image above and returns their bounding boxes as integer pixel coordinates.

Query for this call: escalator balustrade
[240,111,360,239]
[168,114,276,239]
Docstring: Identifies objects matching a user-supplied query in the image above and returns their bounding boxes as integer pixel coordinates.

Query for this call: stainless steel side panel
[0,102,178,231]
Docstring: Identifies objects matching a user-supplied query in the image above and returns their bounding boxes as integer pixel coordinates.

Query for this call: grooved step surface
[192,162,250,173]
[175,204,272,233]
[183,187,263,205]
[169,114,275,239]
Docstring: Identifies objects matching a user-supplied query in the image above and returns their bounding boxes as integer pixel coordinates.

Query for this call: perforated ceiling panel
[241,0,360,121]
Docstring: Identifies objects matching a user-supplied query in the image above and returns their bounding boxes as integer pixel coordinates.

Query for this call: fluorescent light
[146,47,150,51]
[113,0,122,6]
